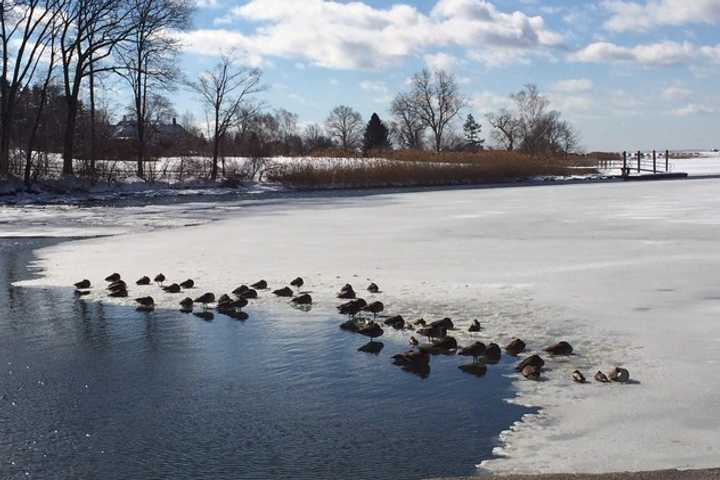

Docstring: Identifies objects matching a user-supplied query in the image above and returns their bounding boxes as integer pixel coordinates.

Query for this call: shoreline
[434,468,720,479]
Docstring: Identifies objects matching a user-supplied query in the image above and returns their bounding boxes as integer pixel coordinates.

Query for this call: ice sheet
[14,179,720,474]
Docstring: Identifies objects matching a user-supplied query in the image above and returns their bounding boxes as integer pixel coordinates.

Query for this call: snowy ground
[10,178,720,475]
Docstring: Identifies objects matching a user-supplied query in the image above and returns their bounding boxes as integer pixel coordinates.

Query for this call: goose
[459,363,488,377]
[179,279,194,289]
[572,370,587,384]
[609,367,630,383]
[594,371,610,383]
[105,273,121,283]
[516,355,545,372]
[107,280,127,291]
[338,299,366,317]
[358,322,383,341]
[416,324,446,342]
[409,336,419,347]
[135,297,155,311]
[458,342,487,363]
[292,294,313,305]
[485,343,502,363]
[237,288,258,300]
[217,294,233,306]
[337,285,356,299]
[233,285,250,296]
[136,276,151,286]
[419,336,458,355]
[415,318,427,327]
[505,338,526,356]
[218,296,248,311]
[194,292,216,308]
[544,341,573,356]
[431,318,454,330]
[251,280,268,290]
[362,301,384,319]
[179,297,194,312]
[154,274,166,286]
[521,365,541,381]
[74,279,91,289]
[392,350,429,367]
[290,277,304,289]
[273,287,294,297]
[367,283,380,293]
[468,319,482,333]
[384,315,405,330]
[163,283,181,294]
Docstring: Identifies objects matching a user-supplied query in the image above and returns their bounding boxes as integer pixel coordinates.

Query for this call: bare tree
[407,69,465,152]
[1,0,64,176]
[117,0,192,178]
[325,105,363,150]
[187,53,262,180]
[390,92,424,150]
[57,0,137,176]
[486,109,520,151]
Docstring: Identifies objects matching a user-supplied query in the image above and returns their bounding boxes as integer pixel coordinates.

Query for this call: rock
[505,338,526,356]
[516,354,545,372]
[609,367,630,383]
[544,341,573,356]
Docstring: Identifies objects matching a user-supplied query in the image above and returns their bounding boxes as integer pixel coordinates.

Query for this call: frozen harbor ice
[11,178,720,475]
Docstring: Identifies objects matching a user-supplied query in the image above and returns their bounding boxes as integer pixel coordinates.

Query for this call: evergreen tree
[363,113,391,152]
[463,113,484,151]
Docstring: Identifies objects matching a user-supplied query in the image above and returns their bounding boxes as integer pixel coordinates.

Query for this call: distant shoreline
[432,468,720,480]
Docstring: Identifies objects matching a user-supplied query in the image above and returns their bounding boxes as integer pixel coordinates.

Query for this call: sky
[166,0,720,151]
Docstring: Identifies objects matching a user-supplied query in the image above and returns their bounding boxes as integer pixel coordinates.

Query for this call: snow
[12,179,720,474]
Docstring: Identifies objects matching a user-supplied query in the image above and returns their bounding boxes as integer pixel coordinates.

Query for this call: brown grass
[266,151,596,190]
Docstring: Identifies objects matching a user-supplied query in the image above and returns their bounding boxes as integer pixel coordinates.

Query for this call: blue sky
[167,0,720,151]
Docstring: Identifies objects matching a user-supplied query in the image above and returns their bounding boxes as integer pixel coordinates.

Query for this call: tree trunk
[88,62,96,178]
[211,137,219,181]
[62,100,78,177]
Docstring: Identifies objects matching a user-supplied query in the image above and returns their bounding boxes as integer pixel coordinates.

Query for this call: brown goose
[358,322,383,341]
[105,273,121,283]
[290,277,304,289]
[505,338,526,356]
[74,279,91,289]
[338,299,366,316]
[468,319,482,332]
[458,342,487,363]
[516,355,545,372]
[594,371,610,383]
[107,280,127,291]
[416,324,447,342]
[419,336,458,355]
[485,343,502,364]
[431,318,454,330]
[362,301,384,319]
[135,296,155,311]
[337,284,356,300]
[194,292,216,308]
[154,274,166,286]
[609,367,630,383]
[367,283,380,293]
[136,276,151,286]
[179,279,194,289]
[273,287,294,297]
[237,288,258,299]
[179,297,194,312]
[544,341,573,356]
[292,294,313,305]
[521,365,541,381]
[233,285,250,296]
[163,283,182,294]
[384,315,405,330]
[251,280,268,290]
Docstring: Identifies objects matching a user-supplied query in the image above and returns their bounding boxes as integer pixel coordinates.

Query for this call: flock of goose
[73,274,631,384]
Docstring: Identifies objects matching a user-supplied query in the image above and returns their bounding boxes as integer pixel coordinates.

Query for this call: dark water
[0,238,532,480]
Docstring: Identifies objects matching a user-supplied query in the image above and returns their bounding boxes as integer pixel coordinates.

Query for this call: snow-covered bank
[14,179,720,474]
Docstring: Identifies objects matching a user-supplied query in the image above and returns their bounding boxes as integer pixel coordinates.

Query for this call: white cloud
[661,86,692,101]
[552,78,593,93]
[672,104,719,116]
[470,91,512,112]
[603,0,720,32]
[180,0,562,69]
[571,41,696,66]
[423,52,460,71]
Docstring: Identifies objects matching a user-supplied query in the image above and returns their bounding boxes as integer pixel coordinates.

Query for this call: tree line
[0,0,580,185]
